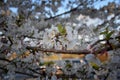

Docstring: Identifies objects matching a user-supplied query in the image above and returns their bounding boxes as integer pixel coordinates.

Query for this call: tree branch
[26,43,120,55]
[44,4,81,21]
[0,57,11,62]
[93,43,120,54]
[26,46,90,54]
[26,36,120,55]
[7,36,13,46]
[90,36,120,48]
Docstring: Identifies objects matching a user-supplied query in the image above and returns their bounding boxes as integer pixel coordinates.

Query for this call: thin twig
[44,4,81,21]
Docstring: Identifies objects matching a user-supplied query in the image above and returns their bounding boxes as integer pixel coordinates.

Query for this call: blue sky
[93,0,119,9]
[9,0,120,16]
[57,0,119,13]
[55,0,119,17]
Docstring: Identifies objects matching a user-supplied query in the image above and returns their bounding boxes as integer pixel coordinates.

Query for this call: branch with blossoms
[90,35,120,50]
[26,36,120,55]
[26,47,90,54]
[26,43,120,55]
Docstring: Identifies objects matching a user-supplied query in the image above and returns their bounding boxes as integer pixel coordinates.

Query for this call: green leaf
[62,27,66,35]
[105,27,109,33]
[100,27,114,40]
[29,30,34,37]
[58,24,63,32]
[100,31,108,35]
[43,61,54,66]
[16,14,25,27]
[106,31,114,40]
[39,62,44,66]
[100,27,109,35]
[90,62,100,70]
[65,63,72,68]
[57,24,66,35]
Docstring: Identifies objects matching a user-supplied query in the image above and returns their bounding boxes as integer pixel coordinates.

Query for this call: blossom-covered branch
[26,46,90,54]
[26,35,120,55]
[90,35,120,48]
[26,43,120,55]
